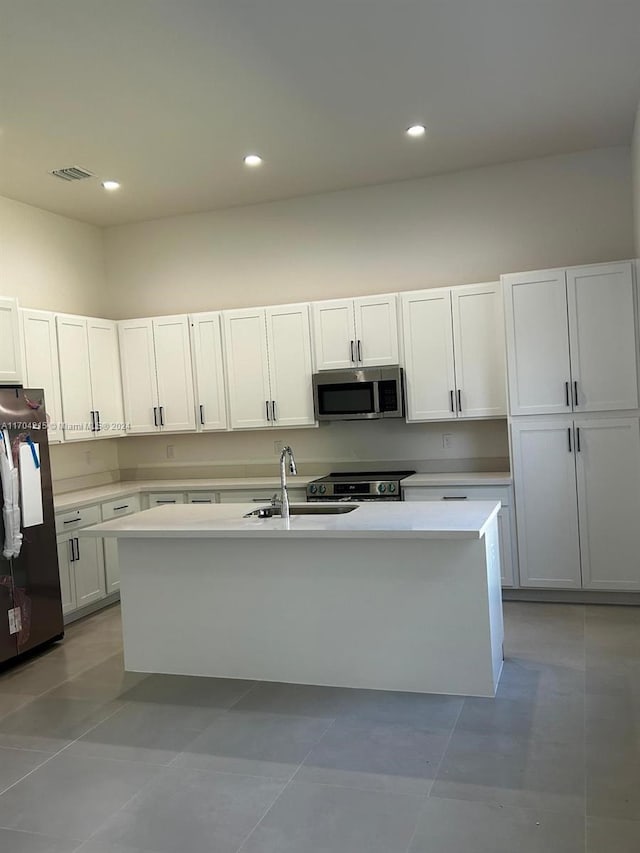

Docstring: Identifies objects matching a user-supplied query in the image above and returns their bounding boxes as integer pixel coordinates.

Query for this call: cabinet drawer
[187,492,219,504]
[101,494,141,520]
[55,504,101,534]
[402,485,512,506]
[148,492,186,506]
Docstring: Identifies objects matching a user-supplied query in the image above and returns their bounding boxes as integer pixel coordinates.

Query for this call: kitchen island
[82,501,504,697]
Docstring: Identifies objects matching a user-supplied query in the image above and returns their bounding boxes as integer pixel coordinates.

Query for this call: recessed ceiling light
[243,154,263,167]
[406,125,426,138]
[101,180,120,191]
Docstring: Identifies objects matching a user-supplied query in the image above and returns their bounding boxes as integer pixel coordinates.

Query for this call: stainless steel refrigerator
[0,387,64,666]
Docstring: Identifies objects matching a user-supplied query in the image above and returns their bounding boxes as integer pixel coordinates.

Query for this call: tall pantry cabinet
[504,261,640,591]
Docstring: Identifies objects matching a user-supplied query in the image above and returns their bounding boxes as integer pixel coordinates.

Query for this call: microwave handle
[372,381,381,415]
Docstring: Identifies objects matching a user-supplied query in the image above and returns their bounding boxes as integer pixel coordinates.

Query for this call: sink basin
[244,504,358,518]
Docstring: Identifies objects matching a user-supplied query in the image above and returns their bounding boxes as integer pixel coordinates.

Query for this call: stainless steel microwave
[312,366,405,421]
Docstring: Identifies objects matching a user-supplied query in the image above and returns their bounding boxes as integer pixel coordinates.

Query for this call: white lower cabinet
[56,532,106,615]
[402,484,517,587]
[148,492,186,506]
[187,492,219,503]
[101,495,142,593]
[511,417,640,591]
[56,538,76,615]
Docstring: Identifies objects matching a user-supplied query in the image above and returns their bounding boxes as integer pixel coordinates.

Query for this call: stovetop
[315,470,416,483]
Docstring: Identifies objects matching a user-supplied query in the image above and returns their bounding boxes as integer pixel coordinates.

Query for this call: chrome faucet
[279,445,298,519]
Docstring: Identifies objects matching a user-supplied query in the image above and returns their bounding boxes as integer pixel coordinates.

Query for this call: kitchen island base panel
[119,521,503,698]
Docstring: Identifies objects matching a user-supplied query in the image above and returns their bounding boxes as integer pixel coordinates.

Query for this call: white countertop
[80,500,501,541]
[54,476,317,511]
[403,472,512,487]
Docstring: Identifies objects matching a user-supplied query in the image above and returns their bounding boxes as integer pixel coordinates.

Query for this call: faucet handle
[271,492,281,506]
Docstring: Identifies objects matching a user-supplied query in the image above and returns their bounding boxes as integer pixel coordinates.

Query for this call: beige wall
[104,146,634,319]
[50,440,120,494]
[633,101,640,254]
[117,419,510,481]
[0,195,107,316]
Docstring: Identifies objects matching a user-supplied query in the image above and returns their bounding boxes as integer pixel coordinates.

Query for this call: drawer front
[55,503,101,534]
[187,492,219,504]
[148,492,186,506]
[403,485,512,506]
[101,494,141,520]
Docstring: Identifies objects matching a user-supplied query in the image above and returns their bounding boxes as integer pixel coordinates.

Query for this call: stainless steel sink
[244,504,358,518]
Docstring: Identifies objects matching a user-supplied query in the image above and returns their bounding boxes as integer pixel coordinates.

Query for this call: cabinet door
[511,420,581,588]
[103,538,120,593]
[118,319,159,434]
[56,315,94,441]
[20,310,64,444]
[575,418,640,590]
[152,316,196,433]
[311,299,356,370]
[497,508,515,588]
[147,492,186,506]
[74,536,106,608]
[451,283,506,418]
[354,294,399,367]
[87,319,125,437]
[401,289,457,421]
[223,309,271,429]
[266,304,315,427]
[56,538,76,615]
[0,297,22,384]
[503,270,572,416]
[567,262,638,412]
[190,313,227,431]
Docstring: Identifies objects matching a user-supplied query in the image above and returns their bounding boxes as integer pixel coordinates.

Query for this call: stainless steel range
[306,470,415,502]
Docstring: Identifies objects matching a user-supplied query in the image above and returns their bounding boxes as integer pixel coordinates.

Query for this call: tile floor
[0,602,638,852]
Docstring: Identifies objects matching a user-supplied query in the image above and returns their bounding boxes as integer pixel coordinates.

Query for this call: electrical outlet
[442,433,454,450]
[166,445,175,459]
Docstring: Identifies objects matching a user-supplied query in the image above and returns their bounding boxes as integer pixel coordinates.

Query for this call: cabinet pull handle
[95,410,100,432]
[449,390,455,413]
[74,538,80,561]
[265,400,271,421]
[64,517,81,524]
[199,404,205,426]
[576,427,581,452]
[153,407,158,427]
[156,500,176,504]
[573,381,579,407]
[442,496,468,500]
[191,499,212,503]
[357,340,362,362]
[565,381,570,407]
[350,340,355,363]
[159,406,165,427]
[568,427,572,453]
[69,539,75,563]
[272,400,277,421]
[90,411,96,432]
[113,505,129,511]
[457,389,462,413]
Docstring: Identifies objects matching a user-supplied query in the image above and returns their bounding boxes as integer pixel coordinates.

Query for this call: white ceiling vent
[49,166,94,182]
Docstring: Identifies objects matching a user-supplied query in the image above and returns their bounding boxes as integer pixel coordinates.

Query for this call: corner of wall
[633,100,640,256]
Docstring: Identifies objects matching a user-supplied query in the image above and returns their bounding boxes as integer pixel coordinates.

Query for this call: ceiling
[1,0,640,227]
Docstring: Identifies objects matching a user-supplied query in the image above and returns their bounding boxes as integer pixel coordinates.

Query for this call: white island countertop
[81,500,501,541]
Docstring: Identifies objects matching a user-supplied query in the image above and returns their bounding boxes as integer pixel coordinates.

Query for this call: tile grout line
[233,716,338,853]
[401,699,467,853]
[0,699,125,800]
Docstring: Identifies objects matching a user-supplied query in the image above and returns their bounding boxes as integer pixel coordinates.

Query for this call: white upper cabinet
[566,263,638,412]
[451,282,506,418]
[511,419,582,589]
[223,304,315,429]
[0,297,23,384]
[118,316,196,434]
[265,303,315,427]
[575,418,640,591]
[401,283,506,421]
[20,309,63,443]
[190,312,228,431]
[153,316,196,432]
[312,294,398,370]
[223,308,272,429]
[118,319,158,434]
[401,289,456,421]
[56,315,95,441]
[86,319,125,437]
[57,315,124,441]
[504,261,638,416]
